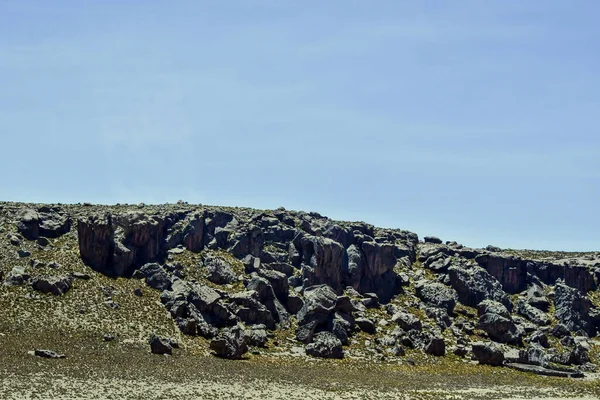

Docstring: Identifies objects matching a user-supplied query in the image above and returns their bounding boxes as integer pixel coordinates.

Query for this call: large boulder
[204,254,237,285]
[477,310,523,345]
[160,279,235,330]
[554,281,595,336]
[424,337,446,356]
[138,263,172,291]
[296,284,338,343]
[391,310,422,332]
[149,334,173,355]
[448,264,510,309]
[31,276,72,295]
[305,331,344,359]
[472,341,505,366]
[415,280,457,313]
[515,299,551,326]
[210,325,248,359]
[246,275,289,325]
[17,207,71,240]
[230,290,275,329]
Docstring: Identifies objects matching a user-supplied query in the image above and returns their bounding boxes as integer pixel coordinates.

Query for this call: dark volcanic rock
[34,349,66,359]
[391,310,422,332]
[4,266,30,286]
[149,334,173,355]
[477,311,523,345]
[424,337,445,356]
[296,284,338,343]
[295,235,345,293]
[204,255,237,285]
[31,276,72,295]
[17,208,71,240]
[448,264,510,309]
[415,280,457,313]
[475,253,527,294]
[472,341,505,366]
[139,263,172,291]
[210,325,248,359]
[78,212,166,277]
[554,281,595,337]
[305,331,343,359]
[423,236,442,244]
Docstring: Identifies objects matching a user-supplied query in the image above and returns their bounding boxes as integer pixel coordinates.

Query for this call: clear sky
[1,1,599,251]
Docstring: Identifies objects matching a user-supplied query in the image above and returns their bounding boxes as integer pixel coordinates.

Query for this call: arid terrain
[0,201,599,399]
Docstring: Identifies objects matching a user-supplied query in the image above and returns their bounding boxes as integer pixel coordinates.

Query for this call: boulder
[355,317,376,334]
[305,331,343,359]
[518,343,549,367]
[448,265,510,309]
[149,334,173,355]
[477,300,510,319]
[516,299,551,326]
[286,293,304,315]
[243,326,268,347]
[296,285,338,343]
[477,312,523,345]
[424,236,442,244]
[391,310,422,332]
[204,255,237,285]
[230,290,275,329]
[17,208,71,240]
[257,268,289,299]
[424,337,445,356]
[247,275,288,325]
[31,276,72,295]
[415,280,457,313]
[139,263,172,291]
[4,266,30,286]
[210,325,248,359]
[525,284,550,312]
[34,349,66,359]
[554,281,595,336]
[472,341,505,366]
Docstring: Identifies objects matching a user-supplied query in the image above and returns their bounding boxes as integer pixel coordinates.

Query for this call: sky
[0,1,599,251]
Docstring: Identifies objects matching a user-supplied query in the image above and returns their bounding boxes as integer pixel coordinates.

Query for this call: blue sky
[1,1,599,251]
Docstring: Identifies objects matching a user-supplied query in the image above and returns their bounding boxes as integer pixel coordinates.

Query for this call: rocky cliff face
[1,201,599,373]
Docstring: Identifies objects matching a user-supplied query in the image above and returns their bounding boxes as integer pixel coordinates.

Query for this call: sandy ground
[1,372,598,400]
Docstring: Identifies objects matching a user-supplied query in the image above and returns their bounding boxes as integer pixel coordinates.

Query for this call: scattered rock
[139,263,172,291]
[204,255,238,285]
[31,276,72,295]
[34,349,66,359]
[415,280,457,313]
[472,341,505,366]
[424,337,445,356]
[149,334,173,355]
[356,317,376,334]
[424,236,443,244]
[210,325,248,359]
[305,331,343,359]
[391,311,422,332]
[4,266,30,286]
[71,272,91,280]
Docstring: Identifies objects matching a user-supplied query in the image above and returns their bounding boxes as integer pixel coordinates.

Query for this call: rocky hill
[1,201,599,380]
